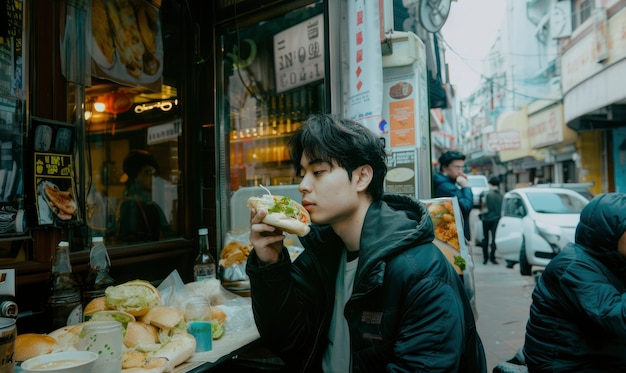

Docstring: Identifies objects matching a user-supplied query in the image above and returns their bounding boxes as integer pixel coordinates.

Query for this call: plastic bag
[157,269,193,312]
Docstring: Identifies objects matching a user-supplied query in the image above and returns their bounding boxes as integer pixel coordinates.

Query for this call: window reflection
[85,82,182,245]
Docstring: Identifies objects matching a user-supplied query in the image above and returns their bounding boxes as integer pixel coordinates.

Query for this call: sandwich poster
[31,118,79,226]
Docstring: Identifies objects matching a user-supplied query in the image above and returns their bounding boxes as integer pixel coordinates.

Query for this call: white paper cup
[78,321,122,373]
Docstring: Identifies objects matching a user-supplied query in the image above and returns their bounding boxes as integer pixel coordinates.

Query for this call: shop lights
[134,99,178,114]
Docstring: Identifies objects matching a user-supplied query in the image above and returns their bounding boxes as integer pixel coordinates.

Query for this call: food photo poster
[31,118,80,226]
[422,197,474,282]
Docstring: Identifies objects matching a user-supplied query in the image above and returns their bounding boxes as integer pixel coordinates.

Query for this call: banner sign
[347,0,383,132]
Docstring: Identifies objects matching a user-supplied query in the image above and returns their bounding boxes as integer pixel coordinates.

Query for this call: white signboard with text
[273,14,325,93]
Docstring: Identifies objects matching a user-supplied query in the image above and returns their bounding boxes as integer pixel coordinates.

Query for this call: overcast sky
[441,0,506,99]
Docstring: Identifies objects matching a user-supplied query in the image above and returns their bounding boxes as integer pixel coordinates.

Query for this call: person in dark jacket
[479,176,503,265]
[433,151,473,241]
[524,193,626,372]
[116,149,172,242]
[247,114,487,372]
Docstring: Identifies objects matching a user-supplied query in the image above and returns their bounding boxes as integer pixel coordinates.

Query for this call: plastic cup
[188,321,212,352]
[78,321,123,373]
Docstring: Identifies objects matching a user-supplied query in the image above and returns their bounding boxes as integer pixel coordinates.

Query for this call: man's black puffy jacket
[247,194,487,372]
[524,193,626,372]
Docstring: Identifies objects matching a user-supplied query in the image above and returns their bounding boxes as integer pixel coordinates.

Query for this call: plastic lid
[92,237,104,243]
[198,228,208,235]
[57,241,69,248]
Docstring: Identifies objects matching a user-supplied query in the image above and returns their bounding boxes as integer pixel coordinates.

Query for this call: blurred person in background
[524,193,626,372]
[247,114,486,372]
[116,149,172,242]
[433,150,473,242]
[479,176,503,264]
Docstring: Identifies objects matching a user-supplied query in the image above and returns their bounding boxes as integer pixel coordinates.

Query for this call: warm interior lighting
[94,102,106,112]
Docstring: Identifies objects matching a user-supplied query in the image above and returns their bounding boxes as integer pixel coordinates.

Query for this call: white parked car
[467,175,489,208]
[494,187,589,276]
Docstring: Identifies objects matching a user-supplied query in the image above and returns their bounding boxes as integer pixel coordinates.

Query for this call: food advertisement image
[90,0,163,89]
[422,197,469,275]
[31,119,79,226]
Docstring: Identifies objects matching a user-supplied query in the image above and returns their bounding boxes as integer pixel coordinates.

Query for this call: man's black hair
[288,114,388,200]
[438,150,466,171]
[488,176,500,186]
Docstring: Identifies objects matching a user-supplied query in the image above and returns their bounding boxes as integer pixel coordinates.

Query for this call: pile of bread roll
[15,279,227,373]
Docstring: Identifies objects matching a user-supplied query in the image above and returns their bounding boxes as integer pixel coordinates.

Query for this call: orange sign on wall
[389,99,415,147]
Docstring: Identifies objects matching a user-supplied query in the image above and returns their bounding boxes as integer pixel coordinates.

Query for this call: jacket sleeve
[246,247,331,363]
[456,186,474,217]
[386,250,476,372]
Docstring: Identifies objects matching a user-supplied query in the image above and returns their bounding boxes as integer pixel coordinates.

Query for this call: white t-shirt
[322,250,358,372]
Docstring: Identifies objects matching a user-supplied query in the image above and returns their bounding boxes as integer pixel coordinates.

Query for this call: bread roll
[122,350,168,373]
[211,307,227,324]
[123,321,159,348]
[105,280,161,316]
[141,306,184,330]
[47,323,85,351]
[84,296,109,316]
[15,333,59,362]
[150,332,196,372]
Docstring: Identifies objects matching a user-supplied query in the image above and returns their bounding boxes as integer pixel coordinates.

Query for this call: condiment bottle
[193,228,216,281]
[84,236,115,305]
[48,241,83,330]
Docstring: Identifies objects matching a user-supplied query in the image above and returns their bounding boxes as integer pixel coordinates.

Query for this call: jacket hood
[358,194,434,274]
[575,193,626,272]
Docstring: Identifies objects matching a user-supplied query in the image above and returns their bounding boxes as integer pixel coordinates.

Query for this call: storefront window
[83,82,182,245]
[78,0,184,247]
[216,1,325,234]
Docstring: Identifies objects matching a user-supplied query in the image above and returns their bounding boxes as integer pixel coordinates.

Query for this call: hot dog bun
[15,334,59,362]
[248,195,311,236]
[105,280,161,316]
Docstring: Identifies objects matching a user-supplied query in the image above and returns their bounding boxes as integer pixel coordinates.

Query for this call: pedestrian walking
[479,176,503,264]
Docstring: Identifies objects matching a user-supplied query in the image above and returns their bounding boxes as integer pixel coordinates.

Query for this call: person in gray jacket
[247,114,486,372]
[524,193,626,372]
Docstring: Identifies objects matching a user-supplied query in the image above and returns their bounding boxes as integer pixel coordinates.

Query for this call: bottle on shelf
[193,228,216,281]
[83,236,116,306]
[48,241,83,330]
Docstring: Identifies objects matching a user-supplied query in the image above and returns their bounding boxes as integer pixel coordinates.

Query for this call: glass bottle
[48,241,83,330]
[84,236,116,303]
[193,228,216,281]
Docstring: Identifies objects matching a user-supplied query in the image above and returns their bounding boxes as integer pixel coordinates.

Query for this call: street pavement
[468,209,536,372]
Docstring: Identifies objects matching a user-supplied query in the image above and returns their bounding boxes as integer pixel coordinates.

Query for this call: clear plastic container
[185,296,211,322]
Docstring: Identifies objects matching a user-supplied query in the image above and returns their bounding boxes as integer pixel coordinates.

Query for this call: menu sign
[385,150,416,196]
[31,118,79,225]
[273,14,324,93]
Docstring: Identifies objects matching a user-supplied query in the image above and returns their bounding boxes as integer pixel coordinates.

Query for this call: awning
[564,58,626,131]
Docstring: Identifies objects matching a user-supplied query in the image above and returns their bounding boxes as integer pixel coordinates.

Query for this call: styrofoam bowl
[20,351,98,373]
